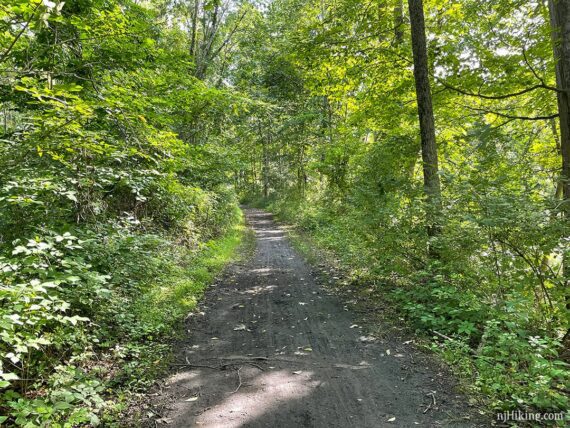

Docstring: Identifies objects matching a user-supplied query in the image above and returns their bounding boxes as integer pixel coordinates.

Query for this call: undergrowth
[0,211,245,426]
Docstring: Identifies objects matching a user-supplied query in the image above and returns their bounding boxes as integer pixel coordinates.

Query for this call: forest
[0,0,569,426]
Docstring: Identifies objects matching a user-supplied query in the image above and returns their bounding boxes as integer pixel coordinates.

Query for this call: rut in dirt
[149,209,482,428]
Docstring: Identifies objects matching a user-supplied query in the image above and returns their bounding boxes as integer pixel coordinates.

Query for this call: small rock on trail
[144,209,483,428]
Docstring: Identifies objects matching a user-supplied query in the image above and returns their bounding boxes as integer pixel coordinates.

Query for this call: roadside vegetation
[268,201,569,416]
[1,0,569,425]
[0,0,245,425]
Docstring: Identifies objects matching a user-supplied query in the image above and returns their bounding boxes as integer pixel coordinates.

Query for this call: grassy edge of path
[107,213,253,426]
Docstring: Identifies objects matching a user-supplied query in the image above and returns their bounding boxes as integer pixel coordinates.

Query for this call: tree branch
[0,4,40,63]
[210,9,248,61]
[521,45,550,88]
[462,104,559,121]
[438,79,558,100]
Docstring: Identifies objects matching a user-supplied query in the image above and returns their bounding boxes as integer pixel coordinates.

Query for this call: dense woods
[0,0,569,425]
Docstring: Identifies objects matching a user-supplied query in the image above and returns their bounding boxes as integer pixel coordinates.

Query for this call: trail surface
[150,209,481,427]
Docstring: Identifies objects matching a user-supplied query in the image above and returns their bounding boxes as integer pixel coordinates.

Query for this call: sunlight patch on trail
[194,370,319,428]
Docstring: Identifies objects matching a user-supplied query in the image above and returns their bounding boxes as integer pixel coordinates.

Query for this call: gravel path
[150,209,482,427]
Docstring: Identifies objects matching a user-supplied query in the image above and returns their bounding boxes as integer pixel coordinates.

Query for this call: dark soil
[142,209,486,428]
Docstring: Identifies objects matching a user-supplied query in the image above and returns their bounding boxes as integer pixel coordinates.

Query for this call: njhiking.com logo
[496,410,568,423]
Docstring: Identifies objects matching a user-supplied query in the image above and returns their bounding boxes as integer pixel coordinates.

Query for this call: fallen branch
[172,356,267,372]
[232,367,243,393]
[432,330,454,341]
[215,355,269,361]
[423,392,437,414]
[182,356,219,370]
[432,331,477,356]
[147,407,164,419]
[171,362,219,370]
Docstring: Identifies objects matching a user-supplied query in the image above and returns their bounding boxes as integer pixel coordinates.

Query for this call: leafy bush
[0,216,243,425]
[0,0,245,424]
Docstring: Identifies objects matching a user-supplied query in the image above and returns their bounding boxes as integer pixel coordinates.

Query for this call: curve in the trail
[151,209,481,428]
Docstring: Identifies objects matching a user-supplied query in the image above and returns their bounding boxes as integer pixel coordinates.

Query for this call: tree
[407,0,442,247]
[548,0,570,339]
[548,0,570,213]
[393,0,404,45]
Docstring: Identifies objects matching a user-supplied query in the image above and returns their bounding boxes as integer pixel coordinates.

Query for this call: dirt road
[150,209,481,427]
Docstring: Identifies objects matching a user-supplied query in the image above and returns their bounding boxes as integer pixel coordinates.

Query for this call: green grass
[77,213,249,426]
[133,218,249,333]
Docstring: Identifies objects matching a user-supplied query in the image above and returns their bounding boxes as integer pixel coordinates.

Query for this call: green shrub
[0,210,243,425]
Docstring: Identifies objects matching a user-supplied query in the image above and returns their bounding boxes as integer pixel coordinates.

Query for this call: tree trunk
[394,0,404,45]
[258,121,270,198]
[408,0,442,247]
[262,138,269,198]
[548,0,570,320]
[250,154,257,195]
[190,0,199,57]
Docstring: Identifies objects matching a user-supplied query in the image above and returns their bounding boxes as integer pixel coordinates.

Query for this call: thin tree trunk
[250,154,257,194]
[262,138,269,198]
[258,121,270,198]
[190,0,199,57]
[394,0,404,45]
[408,0,442,250]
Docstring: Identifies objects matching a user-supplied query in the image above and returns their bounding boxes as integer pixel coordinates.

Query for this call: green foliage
[0,0,245,424]
[271,195,569,414]
[1,0,569,423]
[228,0,570,416]
[0,218,244,425]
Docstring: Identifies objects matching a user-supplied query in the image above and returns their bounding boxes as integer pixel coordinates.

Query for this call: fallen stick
[173,356,266,372]
[423,392,436,414]
[148,407,164,419]
[214,355,269,361]
[432,330,453,341]
[431,331,477,355]
[171,363,219,370]
[232,367,242,393]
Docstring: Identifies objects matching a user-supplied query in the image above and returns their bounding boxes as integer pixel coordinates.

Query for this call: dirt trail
[149,209,482,427]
